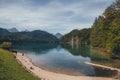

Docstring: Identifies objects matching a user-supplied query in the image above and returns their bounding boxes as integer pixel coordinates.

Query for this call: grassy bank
[0,49,39,80]
[90,47,120,69]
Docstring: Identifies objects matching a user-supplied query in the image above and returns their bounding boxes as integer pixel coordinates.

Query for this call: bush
[0,42,12,50]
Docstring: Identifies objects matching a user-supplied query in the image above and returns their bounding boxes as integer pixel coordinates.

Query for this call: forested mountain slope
[0,28,58,43]
[90,0,120,56]
[62,0,120,57]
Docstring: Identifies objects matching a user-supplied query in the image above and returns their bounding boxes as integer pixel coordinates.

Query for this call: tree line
[61,0,120,58]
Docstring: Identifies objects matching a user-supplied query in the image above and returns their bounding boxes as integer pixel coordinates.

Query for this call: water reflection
[13,42,57,54]
[13,43,118,77]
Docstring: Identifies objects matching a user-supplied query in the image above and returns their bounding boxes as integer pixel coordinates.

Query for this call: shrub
[0,42,12,50]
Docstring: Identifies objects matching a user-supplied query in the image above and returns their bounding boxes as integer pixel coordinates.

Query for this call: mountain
[55,33,62,40]
[8,28,19,33]
[0,28,10,35]
[61,28,91,45]
[22,29,29,32]
[0,28,58,43]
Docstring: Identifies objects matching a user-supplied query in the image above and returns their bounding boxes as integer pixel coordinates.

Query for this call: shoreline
[33,65,87,76]
[14,52,118,80]
[84,62,120,73]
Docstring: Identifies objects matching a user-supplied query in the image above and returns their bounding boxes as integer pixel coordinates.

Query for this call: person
[22,53,24,56]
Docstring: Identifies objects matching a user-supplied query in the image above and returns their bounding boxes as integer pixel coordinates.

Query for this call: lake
[13,42,119,77]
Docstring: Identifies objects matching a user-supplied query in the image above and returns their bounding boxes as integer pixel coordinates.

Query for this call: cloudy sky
[0,0,114,34]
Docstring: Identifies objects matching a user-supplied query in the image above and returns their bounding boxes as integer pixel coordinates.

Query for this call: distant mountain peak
[22,29,29,32]
[8,28,19,33]
[55,33,62,40]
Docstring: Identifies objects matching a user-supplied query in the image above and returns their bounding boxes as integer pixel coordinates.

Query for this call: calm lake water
[13,43,119,77]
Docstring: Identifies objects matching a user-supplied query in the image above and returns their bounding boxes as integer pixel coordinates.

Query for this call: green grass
[0,49,40,80]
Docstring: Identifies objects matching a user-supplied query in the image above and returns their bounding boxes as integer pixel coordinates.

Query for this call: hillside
[8,28,19,33]
[0,28,10,35]
[90,0,120,57]
[61,28,91,45]
[0,49,39,80]
[61,0,120,57]
[0,28,58,43]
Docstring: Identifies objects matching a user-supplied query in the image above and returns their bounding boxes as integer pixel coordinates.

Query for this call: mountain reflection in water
[13,43,118,77]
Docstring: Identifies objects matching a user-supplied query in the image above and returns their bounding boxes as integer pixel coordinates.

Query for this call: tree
[111,37,120,56]
[0,42,12,50]
[61,28,91,45]
[90,0,120,57]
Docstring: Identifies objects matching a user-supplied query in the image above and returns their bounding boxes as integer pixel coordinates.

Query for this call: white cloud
[0,0,114,34]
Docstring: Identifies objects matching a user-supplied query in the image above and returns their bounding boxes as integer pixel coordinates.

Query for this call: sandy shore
[15,52,118,80]
[85,62,120,73]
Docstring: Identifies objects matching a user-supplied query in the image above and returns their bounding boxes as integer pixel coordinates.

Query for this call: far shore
[14,52,119,80]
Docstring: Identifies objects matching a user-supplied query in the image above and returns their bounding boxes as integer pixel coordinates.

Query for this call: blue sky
[0,0,114,34]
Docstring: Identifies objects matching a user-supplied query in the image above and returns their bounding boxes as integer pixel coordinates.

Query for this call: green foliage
[61,28,91,44]
[0,49,39,80]
[90,0,120,57]
[62,0,120,57]
[0,42,12,50]
[111,37,120,55]
[0,29,59,43]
